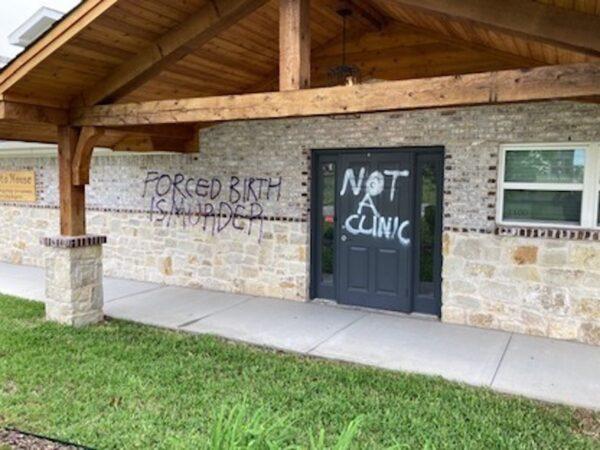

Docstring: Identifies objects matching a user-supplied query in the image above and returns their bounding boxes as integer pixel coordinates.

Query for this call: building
[0,0,598,346]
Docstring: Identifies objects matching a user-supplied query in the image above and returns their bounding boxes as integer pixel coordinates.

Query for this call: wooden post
[279,0,310,91]
[58,126,86,236]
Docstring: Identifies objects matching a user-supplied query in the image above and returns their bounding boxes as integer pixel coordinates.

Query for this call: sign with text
[0,171,36,202]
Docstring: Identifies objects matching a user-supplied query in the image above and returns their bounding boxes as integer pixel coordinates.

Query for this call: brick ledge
[0,202,307,223]
[41,235,107,249]
[444,226,600,241]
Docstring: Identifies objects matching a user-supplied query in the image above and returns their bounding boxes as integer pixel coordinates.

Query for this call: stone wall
[0,206,308,300]
[442,231,600,345]
[0,101,599,344]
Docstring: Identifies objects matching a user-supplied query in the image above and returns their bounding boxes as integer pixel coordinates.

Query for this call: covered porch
[0,0,599,333]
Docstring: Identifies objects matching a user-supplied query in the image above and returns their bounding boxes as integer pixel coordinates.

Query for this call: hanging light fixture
[328,7,361,86]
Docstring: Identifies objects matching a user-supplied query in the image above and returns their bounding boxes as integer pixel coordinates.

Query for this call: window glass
[320,162,335,284]
[505,149,585,183]
[418,163,437,296]
[597,192,600,226]
[503,190,582,224]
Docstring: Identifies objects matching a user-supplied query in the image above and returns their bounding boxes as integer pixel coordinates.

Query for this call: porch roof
[0,0,598,151]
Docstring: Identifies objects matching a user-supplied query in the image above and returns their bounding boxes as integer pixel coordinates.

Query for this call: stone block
[453,238,481,260]
[507,266,541,283]
[569,244,600,270]
[440,305,466,324]
[512,245,538,265]
[159,256,173,276]
[547,319,579,341]
[467,312,495,328]
[466,262,496,279]
[571,297,600,321]
[538,248,568,267]
[579,323,600,346]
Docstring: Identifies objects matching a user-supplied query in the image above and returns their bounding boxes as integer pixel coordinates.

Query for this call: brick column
[41,235,107,326]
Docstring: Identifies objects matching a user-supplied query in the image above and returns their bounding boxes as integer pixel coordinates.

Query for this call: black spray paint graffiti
[340,167,411,246]
[142,171,282,242]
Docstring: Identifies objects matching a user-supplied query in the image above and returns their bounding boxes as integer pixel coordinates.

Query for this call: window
[417,160,438,296]
[498,143,600,229]
[320,161,336,285]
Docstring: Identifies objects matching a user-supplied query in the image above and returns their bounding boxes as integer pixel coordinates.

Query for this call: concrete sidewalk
[1,261,598,410]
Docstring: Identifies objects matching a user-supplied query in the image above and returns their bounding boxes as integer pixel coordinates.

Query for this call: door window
[320,162,336,285]
[418,162,437,296]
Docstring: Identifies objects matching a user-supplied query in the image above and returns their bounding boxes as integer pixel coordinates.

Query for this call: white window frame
[497,142,600,229]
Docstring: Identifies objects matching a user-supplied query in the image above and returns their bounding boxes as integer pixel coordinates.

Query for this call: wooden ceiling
[1,0,598,111]
[371,0,599,65]
[0,0,597,150]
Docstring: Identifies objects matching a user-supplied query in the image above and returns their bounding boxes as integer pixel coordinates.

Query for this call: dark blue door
[337,151,413,311]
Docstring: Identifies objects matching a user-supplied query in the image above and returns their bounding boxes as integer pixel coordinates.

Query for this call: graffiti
[340,167,411,246]
[142,171,282,242]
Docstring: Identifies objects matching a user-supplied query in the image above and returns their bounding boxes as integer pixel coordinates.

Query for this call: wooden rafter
[384,21,544,69]
[72,62,600,127]
[78,0,269,106]
[345,0,388,31]
[389,0,600,57]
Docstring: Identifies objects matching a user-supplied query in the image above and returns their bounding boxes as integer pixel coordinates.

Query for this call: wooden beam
[73,62,600,127]
[110,130,200,154]
[79,0,269,106]
[72,126,104,186]
[0,108,201,153]
[103,124,202,153]
[58,126,86,236]
[391,0,600,57]
[104,124,200,139]
[0,0,119,95]
[279,0,311,91]
[0,100,68,125]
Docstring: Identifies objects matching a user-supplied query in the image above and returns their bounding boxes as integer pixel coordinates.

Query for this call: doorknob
[341,235,348,242]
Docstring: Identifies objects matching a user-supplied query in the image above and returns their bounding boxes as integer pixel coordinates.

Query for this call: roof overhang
[0,0,597,151]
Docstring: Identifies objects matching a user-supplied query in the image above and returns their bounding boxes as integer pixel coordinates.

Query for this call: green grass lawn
[0,294,598,449]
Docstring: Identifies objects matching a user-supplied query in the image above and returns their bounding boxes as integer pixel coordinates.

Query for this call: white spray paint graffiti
[340,167,411,246]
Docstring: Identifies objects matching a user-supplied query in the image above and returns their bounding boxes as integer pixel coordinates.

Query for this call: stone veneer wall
[0,207,308,300]
[443,232,600,345]
[0,101,599,344]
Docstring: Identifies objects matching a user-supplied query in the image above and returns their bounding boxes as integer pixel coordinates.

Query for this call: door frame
[310,147,445,316]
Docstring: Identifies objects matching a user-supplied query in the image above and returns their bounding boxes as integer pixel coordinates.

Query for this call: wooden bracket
[72,126,104,186]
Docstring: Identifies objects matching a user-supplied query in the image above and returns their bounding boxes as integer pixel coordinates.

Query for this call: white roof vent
[8,7,64,48]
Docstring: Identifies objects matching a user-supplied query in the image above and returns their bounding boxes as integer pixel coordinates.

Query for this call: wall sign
[0,171,36,202]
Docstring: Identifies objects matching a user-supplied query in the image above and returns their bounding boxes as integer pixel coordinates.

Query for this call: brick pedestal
[41,235,107,326]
